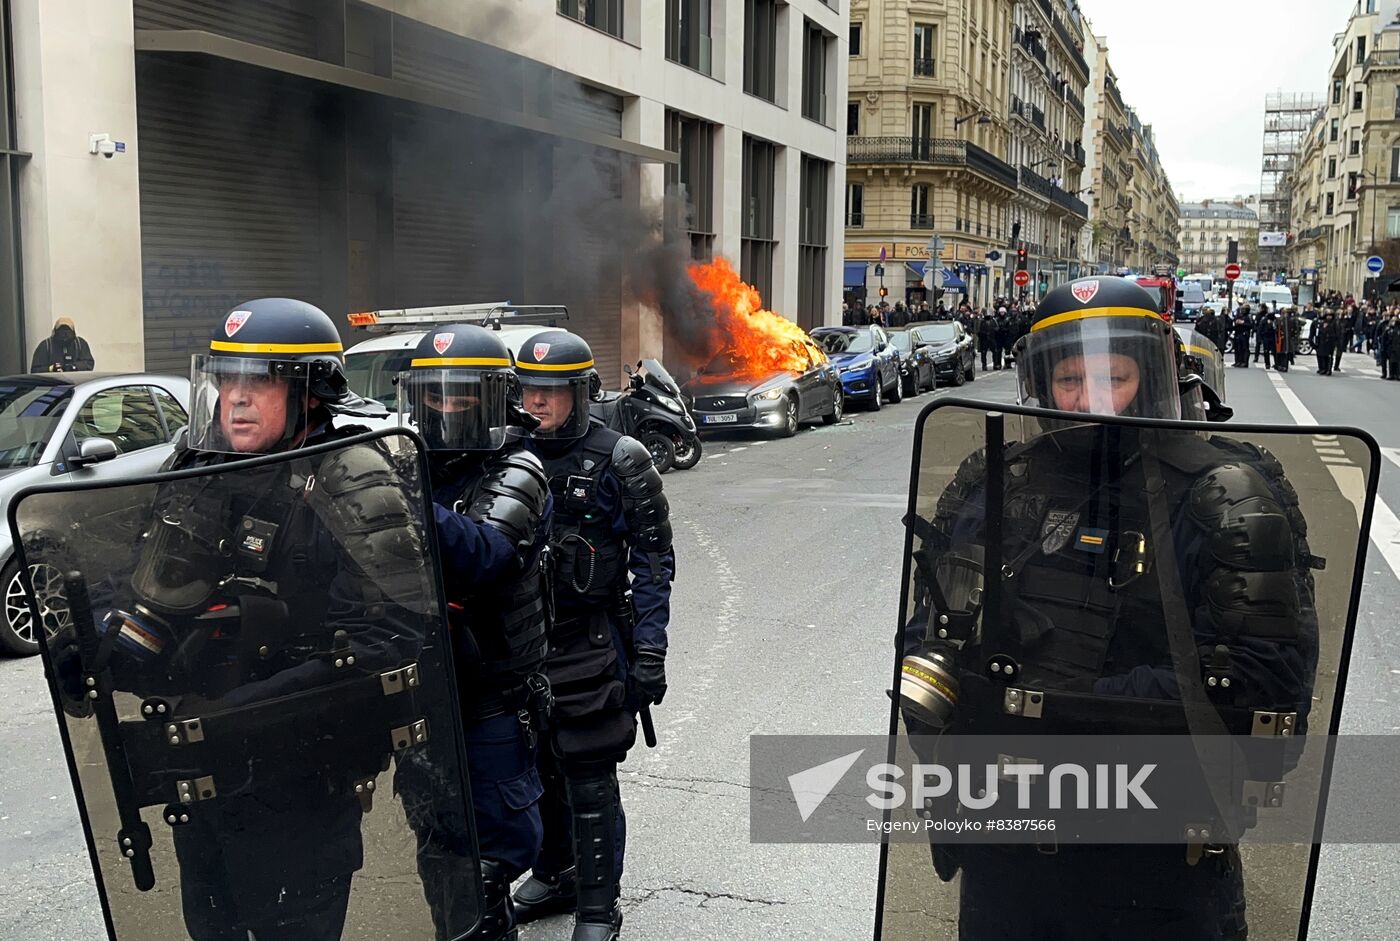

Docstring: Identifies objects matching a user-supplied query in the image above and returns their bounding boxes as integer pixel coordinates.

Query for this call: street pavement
[2,354,1400,939]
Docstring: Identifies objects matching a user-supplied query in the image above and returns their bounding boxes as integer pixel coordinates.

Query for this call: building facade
[1178,200,1260,276]
[1123,112,1179,273]
[1081,32,1133,272]
[844,0,1017,308]
[8,0,846,382]
[1259,93,1324,280]
[1006,0,1091,296]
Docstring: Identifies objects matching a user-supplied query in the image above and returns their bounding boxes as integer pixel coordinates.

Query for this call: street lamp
[953,110,991,130]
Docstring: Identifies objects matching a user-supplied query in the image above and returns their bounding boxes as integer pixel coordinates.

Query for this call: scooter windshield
[640,359,681,396]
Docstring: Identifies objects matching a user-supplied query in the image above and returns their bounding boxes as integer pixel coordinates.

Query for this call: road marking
[729,446,747,453]
[1268,372,1400,580]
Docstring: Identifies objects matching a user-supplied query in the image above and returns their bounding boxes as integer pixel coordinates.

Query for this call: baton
[640,704,658,748]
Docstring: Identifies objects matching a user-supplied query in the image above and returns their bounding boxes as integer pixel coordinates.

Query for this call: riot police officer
[397,324,553,939]
[510,330,674,941]
[898,278,1317,938]
[48,298,449,940]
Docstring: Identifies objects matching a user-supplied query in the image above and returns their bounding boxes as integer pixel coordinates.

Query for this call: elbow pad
[613,436,672,553]
[467,449,550,557]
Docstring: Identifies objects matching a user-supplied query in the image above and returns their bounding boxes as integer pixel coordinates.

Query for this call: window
[912,103,935,159]
[1358,36,1367,64]
[1392,146,1400,182]
[846,182,864,227]
[1388,206,1400,239]
[665,110,717,259]
[849,22,862,57]
[1331,118,1340,143]
[1395,85,1400,119]
[72,386,165,455]
[1329,157,1337,179]
[798,156,830,328]
[741,135,776,301]
[847,101,859,136]
[1333,79,1343,106]
[1326,192,1335,215]
[1354,89,1364,111]
[666,0,713,74]
[150,385,188,437]
[911,184,933,229]
[802,19,831,124]
[913,22,937,77]
[1351,139,1361,157]
[743,0,778,102]
[558,0,623,39]
[1348,171,1359,200]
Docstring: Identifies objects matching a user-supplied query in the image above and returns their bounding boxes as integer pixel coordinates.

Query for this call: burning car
[683,340,843,437]
[679,259,844,437]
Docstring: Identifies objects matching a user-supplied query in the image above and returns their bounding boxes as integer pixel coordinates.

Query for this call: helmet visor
[1016,315,1181,421]
[398,369,509,451]
[188,354,312,455]
[518,375,591,439]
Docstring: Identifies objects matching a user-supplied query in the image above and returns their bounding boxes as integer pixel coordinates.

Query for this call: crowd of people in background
[840,296,1037,370]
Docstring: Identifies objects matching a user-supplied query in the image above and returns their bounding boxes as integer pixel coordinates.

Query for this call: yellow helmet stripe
[409,357,513,368]
[1030,306,1165,333]
[517,359,595,372]
[210,340,344,354]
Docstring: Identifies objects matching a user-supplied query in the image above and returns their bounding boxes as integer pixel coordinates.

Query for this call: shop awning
[844,262,868,287]
[942,269,967,290]
[134,29,676,164]
[904,261,926,278]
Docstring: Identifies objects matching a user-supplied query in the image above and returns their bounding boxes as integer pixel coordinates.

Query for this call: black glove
[47,624,94,719]
[630,646,667,707]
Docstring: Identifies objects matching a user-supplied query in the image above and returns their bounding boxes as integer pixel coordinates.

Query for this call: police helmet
[515,329,598,439]
[1012,277,1180,420]
[188,298,377,454]
[400,324,515,451]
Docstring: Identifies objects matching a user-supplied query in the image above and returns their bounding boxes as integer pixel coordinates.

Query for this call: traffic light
[878,286,889,298]
[1016,247,1028,271]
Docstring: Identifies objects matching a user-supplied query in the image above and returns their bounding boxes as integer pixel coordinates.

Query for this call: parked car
[682,339,843,438]
[884,328,937,396]
[0,372,192,656]
[908,321,977,386]
[810,325,902,410]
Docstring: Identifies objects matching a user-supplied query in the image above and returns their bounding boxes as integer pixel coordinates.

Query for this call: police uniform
[395,324,553,940]
[511,331,674,941]
[84,299,429,940]
[899,279,1318,940]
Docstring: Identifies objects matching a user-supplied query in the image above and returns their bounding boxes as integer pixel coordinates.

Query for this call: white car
[0,371,191,656]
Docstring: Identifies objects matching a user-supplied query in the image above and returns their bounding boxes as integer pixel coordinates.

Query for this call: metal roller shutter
[133,0,319,58]
[551,148,624,387]
[137,57,324,372]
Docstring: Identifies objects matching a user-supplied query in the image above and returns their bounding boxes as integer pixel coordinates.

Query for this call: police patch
[224,310,251,337]
[533,342,551,361]
[1041,507,1081,555]
[432,332,454,355]
[1070,280,1100,305]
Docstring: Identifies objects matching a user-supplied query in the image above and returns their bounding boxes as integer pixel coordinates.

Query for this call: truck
[1135,266,1179,321]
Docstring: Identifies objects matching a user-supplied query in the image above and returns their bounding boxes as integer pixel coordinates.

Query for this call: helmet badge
[533,342,552,361]
[432,332,454,355]
[1070,281,1100,305]
[224,310,251,337]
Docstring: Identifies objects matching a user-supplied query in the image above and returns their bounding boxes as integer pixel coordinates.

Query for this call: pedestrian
[995,309,1014,370]
[1254,309,1275,370]
[513,331,675,941]
[397,324,553,939]
[899,276,1317,939]
[46,299,446,939]
[30,317,95,373]
[978,311,997,371]
[1231,309,1252,368]
[1315,309,1338,375]
[1386,317,1400,380]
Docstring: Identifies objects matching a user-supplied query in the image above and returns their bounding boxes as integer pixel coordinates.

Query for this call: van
[1258,284,1294,310]
[1178,283,1206,319]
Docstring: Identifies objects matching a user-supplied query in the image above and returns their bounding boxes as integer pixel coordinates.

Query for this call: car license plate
[702,413,739,424]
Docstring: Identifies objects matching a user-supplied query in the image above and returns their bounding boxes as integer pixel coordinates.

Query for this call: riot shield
[878,399,1378,941]
[8,429,484,940]
[1176,324,1228,401]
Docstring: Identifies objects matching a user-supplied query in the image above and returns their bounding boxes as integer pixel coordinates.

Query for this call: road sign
[1367,255,1385,275]
[987,250,1001,262]
[1224,264,1241,281]
[879,246,888,263]
[1014,270,1031,288]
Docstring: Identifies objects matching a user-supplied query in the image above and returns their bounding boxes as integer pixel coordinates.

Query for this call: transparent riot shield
[878,400,1377,941]
[8,429,483,940]
[1175,324,1228,401]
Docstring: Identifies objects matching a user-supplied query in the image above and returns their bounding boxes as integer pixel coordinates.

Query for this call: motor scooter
[590,359,702,473]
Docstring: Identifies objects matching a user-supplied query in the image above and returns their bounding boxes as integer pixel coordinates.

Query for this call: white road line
[729,446,747,452]
[1267,372,1400,581]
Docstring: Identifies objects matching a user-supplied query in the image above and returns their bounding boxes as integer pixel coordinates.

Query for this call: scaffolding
[1260,92,1324,278]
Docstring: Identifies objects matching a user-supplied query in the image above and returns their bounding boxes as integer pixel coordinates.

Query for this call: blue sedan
[810,326,903,410]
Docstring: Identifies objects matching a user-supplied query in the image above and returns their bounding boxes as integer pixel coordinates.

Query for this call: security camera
[89,133,122,159]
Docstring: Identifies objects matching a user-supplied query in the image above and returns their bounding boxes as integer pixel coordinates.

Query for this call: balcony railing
[910,214,935,230]
[846,137,1019,189]
[913,57,936,77]
[1031,106,1046,131]
[1065,88,1085,118]
[1011,95,1026,120]
[1050,186,1089,219]
[1020,164,1054,199]
[1364,49,1400,72]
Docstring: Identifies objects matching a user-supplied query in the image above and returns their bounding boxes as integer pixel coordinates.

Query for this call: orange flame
[686,258,821,379]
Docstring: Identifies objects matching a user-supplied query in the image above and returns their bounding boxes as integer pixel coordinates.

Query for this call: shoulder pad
[612,435,655,478]
[470,449,550,552]
[315,440,399,496]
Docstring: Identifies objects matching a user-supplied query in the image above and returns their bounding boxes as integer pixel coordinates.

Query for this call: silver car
[0,372,191,656]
